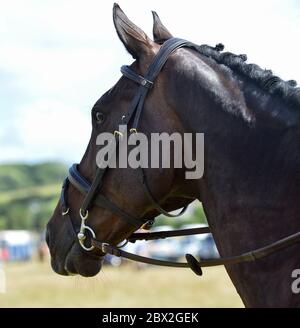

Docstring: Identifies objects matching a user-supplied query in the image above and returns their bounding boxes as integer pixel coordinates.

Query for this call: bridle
[61,38,191,249]
[58,38,300,276]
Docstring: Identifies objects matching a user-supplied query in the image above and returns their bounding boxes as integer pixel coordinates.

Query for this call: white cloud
[0,99,90,163]
[0,0,299,163]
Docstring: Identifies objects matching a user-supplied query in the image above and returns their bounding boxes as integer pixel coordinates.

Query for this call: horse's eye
[95,112,105,124]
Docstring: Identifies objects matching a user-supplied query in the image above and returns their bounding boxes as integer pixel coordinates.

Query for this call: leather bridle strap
[74,38,192,221]
[92,230,300,276]
[68,164,146,228]
[128,226,211,242]
[139,167,188,217]
[122,38,191,131]
[121,65,153,89]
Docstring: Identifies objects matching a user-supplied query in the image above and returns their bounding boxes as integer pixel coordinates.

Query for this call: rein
[91,229,300,276]
[59,37,300,276]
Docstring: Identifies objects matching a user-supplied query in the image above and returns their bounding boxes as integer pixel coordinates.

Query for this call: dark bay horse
[46,4,300,307]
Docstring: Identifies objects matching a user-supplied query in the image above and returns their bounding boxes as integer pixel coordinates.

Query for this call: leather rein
[59,38,300,276]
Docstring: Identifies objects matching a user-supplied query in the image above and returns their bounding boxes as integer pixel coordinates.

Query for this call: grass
[0,261,244,307]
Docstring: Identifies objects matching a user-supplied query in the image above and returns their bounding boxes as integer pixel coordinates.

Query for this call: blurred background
[0,0,299,307]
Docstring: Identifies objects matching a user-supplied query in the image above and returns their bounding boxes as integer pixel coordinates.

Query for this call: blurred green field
[0,261,243,307]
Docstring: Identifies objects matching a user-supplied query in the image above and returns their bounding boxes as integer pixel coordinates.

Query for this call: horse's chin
[51,243,103,277]
[65,244,104,277]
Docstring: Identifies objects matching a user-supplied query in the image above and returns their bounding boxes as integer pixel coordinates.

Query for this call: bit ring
[79,208,89,220]
[62,208,69,216]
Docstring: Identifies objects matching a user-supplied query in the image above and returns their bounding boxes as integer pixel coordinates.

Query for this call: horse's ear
[113,3,154,60]
[152,11,173,44]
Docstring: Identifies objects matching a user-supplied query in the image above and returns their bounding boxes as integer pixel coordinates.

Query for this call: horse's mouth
[50,242,103,277]
[63,243,103,277]
[50,256,70,276]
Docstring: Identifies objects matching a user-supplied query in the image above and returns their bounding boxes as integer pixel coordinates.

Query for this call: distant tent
[0,230,36,262]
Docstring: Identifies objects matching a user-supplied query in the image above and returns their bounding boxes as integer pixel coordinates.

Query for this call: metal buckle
[117,239,129,249]
[129,128,138,134]
[79,208,89,220]
[114,130,123,139]
[77,209,96,251]
[141,220,155,230]
[141,79,153,88]
[62,207,69,216]
[101,242,110,254]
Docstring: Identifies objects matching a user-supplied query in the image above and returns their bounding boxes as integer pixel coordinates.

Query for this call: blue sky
[1,0,300,164]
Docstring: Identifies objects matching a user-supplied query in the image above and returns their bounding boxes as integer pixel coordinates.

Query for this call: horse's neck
[234,74,300,129]
[176,65,300,241]
[181,81,300,306]
[199,114,300,305]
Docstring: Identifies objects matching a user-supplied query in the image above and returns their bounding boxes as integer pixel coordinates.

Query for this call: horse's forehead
[94,77,137,110]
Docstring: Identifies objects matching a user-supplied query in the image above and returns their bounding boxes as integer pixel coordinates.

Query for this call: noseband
[58,38,300,276]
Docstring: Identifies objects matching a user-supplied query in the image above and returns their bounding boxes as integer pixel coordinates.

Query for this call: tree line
[0,162,206,231]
